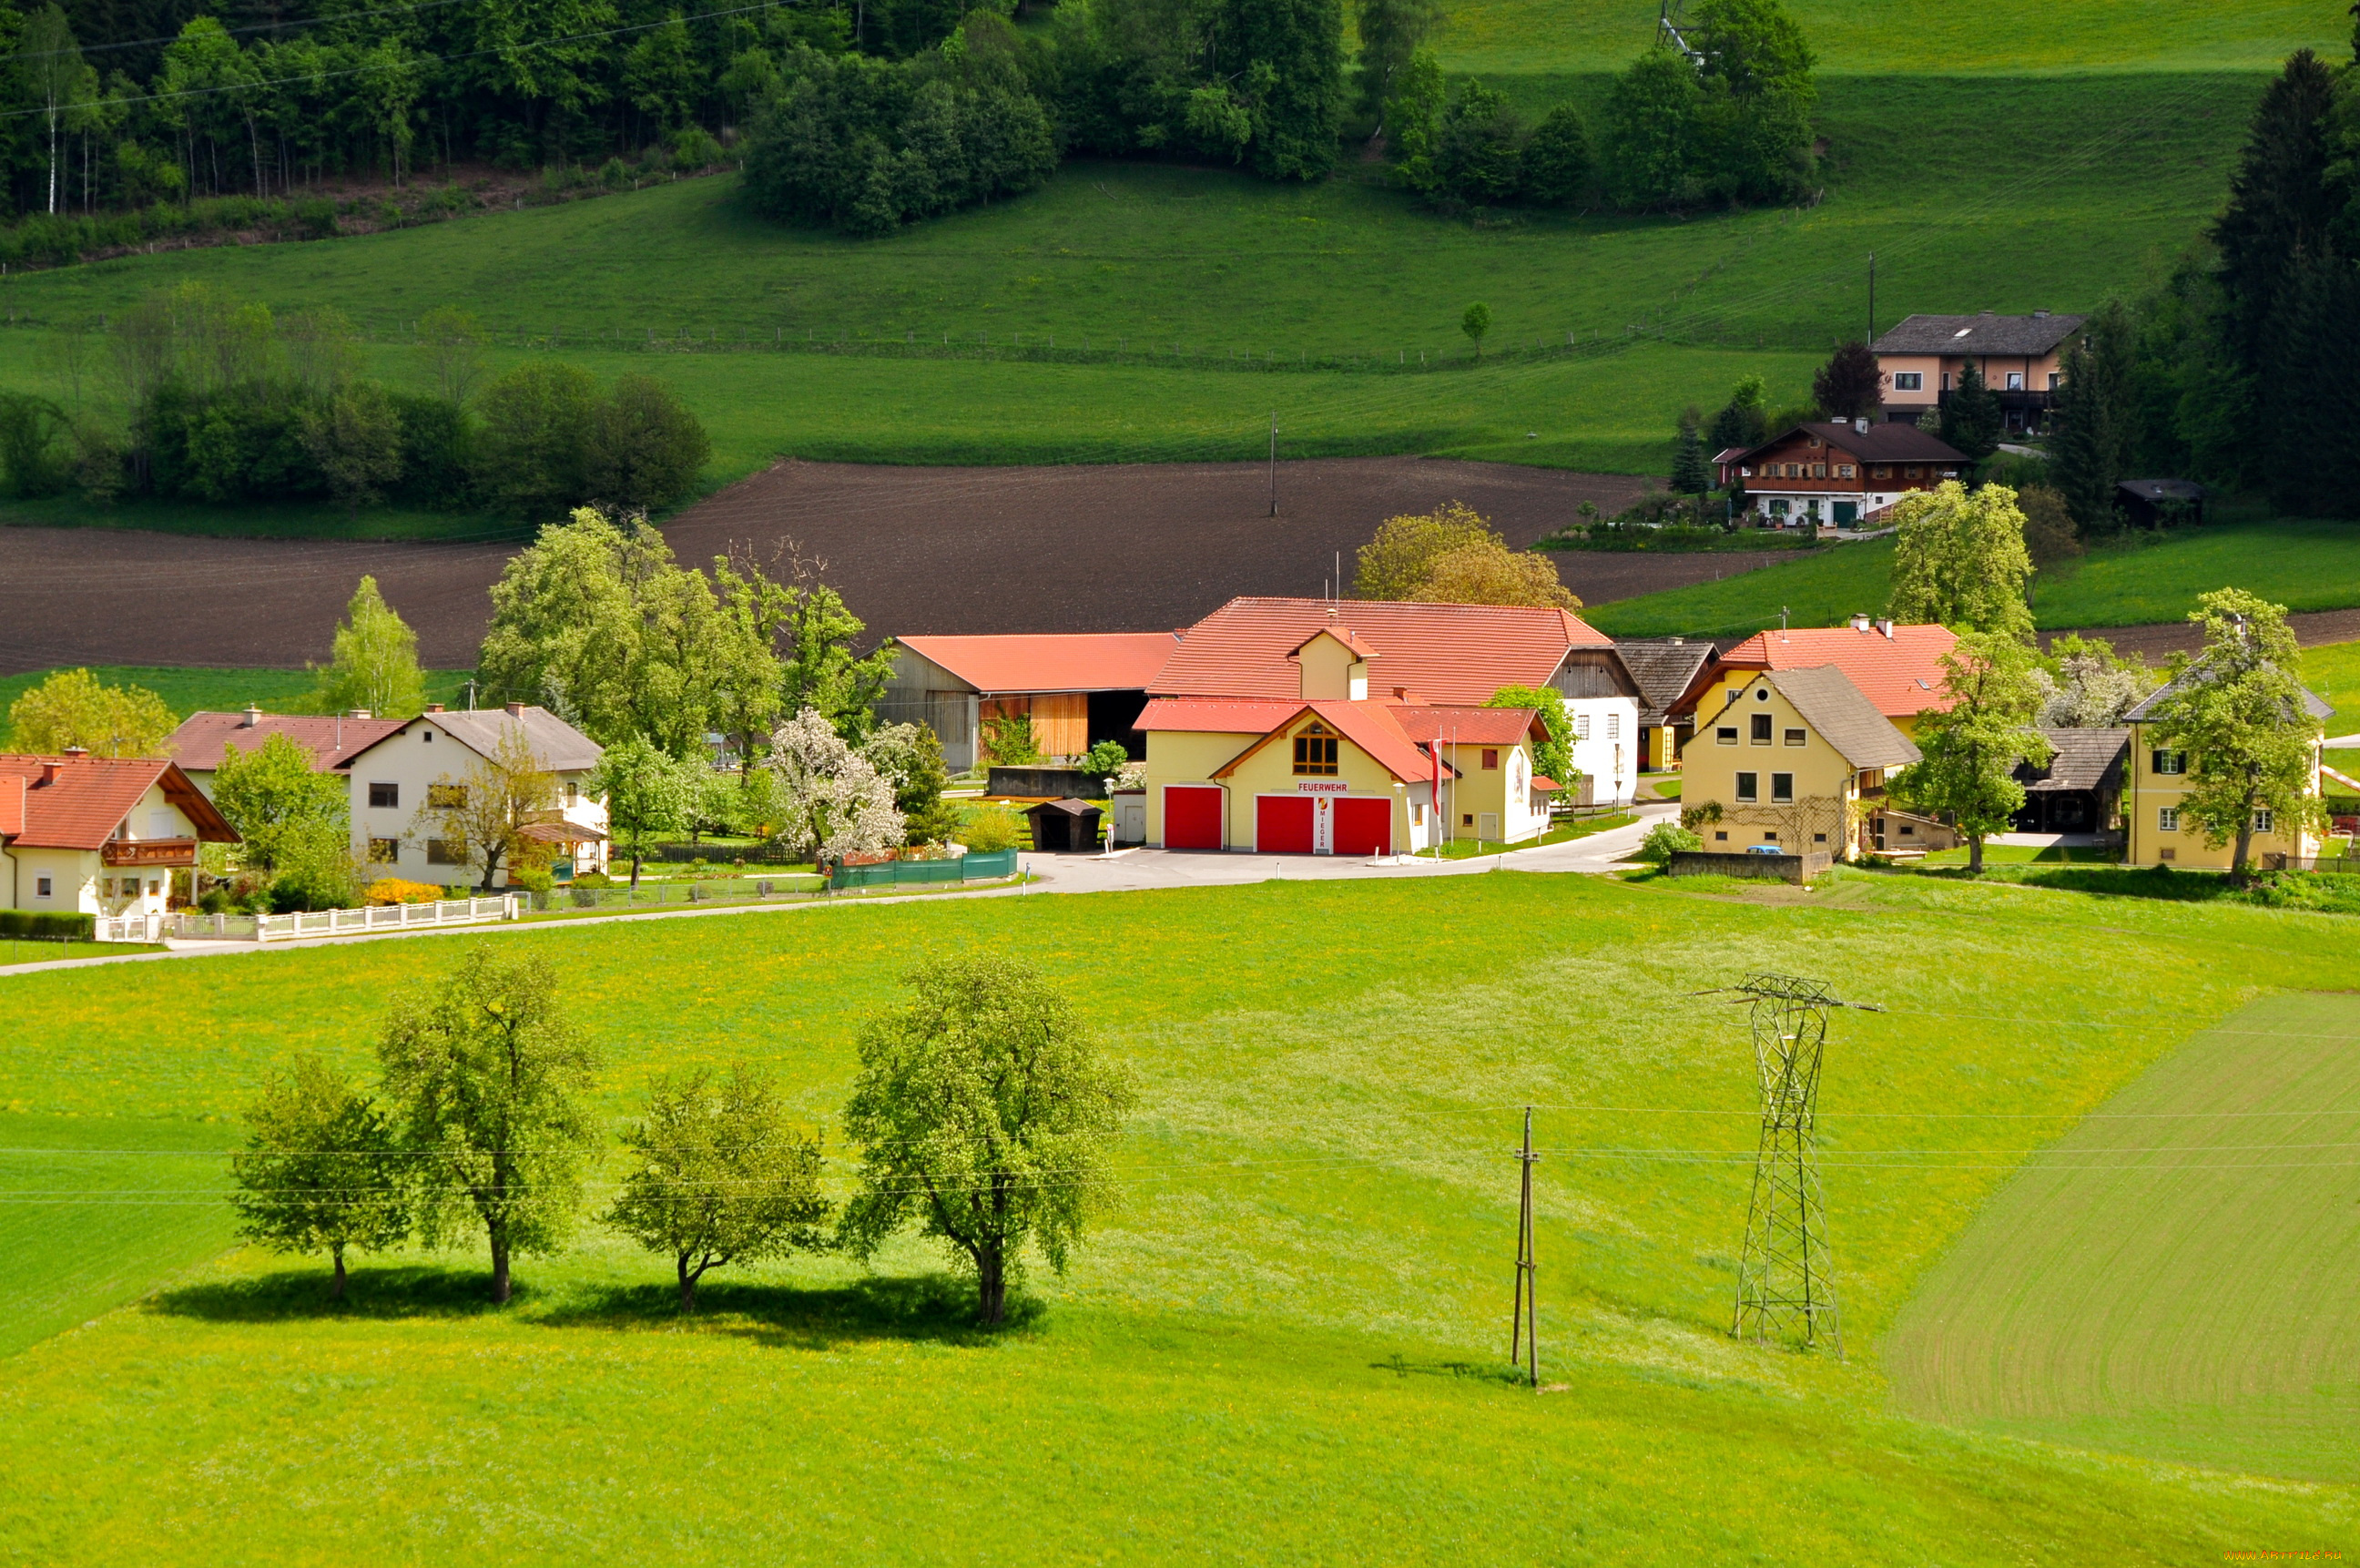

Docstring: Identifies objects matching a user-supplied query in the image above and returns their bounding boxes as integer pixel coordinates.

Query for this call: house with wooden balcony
[0,751,239,919]
[1718,421,1968,530]
[1869,311,2087,434]
[1674,667,1921,860]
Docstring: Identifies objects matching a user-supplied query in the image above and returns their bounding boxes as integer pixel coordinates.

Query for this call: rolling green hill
[0,872,2355,1559]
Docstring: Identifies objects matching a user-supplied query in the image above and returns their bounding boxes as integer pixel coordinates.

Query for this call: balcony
[103,838,198,867]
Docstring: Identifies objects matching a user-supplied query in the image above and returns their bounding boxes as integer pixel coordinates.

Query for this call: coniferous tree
[2264,248,2360,517]
[1671,404,1711,493]
[2211,50,2343,383]
[1939,361,2004,462]
[2050,302,2139,532]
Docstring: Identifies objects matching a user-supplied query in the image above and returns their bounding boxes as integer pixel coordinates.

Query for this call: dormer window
[1292,722,1338,777]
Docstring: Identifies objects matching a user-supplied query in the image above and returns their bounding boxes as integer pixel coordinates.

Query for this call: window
[147,881,160,897]
[1836,464,1856,479]
[565,782,578,806]
[1714,830,1728,841]
[1811,463,1827,479]
[427,783,469,809]
[1751,713,1773,744]
[1292,723,1338,777]
[1941,372,1953,392]
[2158,807,2180,833]
[34,876,51,898]
[1575,713,1592,740]
[427,838,465,865]
[422,730,433,743]
[1894,372,1923,392]
[1762,830,1779,842]
[1606,714,1621,741]
[1858,769,1885,792]
[1462,813,1474,827]
[2253,809,2274,834]
[1771,772,1794,803]
[1410,803,1424,825]
[1874,464,1893,480]
[369,781,399,809]
[1716,727,1737,745]
[2048,372,2060,390]
[2005,372,2025,391]
[1813,832,1827,843]
[1736,771,1759,802]
[368,838,401,863]
[1783,728,1806,748]
[1480,748,1500,771]
[1904,464,1923,479]
[2151,748,2186,777]
[102,879,116,897]
[1900,821,1917,837]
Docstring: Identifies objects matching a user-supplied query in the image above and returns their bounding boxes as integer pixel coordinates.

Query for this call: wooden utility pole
[1510,1105,1538,1388]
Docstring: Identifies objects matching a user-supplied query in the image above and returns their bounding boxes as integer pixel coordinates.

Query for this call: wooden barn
[878,632,1181,771]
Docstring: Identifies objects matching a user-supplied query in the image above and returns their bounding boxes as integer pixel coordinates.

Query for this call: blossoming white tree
[766,708,905,858]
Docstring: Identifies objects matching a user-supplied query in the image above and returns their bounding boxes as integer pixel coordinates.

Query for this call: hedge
[0,911,96,940]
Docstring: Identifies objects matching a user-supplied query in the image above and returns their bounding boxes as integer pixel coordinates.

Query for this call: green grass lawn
[1588,521,2360,638]
[1431,811,1637,858]
[1,872,2356,1559]
[0,68,2276,535]
[2304,641,2360,755]
[0,667,476,728]
[1886,991,2360,1482]
[1916,844,2120,867]
[0,941,164,968]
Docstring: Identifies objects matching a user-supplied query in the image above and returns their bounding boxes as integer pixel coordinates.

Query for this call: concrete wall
[1667,850,1832,883]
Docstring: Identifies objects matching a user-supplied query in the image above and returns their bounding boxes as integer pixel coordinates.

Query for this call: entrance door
[1833,501,1857,525]
[1256,795,1316,853]
[1164,786,1225,850]
[1332,797,1391,857]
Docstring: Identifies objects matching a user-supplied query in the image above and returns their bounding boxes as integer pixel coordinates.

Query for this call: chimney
[63,745,88,759]
[505,701,527,718]
[1875,617,1895,639]
[240,705,262,728]
[1850,613,1872,632]
[350,708,371,721]
[426,703,444,714]
[38,760,61,785]
[1853,416,1868,434]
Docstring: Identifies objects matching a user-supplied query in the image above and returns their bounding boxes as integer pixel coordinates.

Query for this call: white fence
[113,895,521,946]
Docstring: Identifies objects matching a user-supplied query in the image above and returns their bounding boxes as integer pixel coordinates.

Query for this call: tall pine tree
[2050,302,2139,533]
[1939,361,2003,462]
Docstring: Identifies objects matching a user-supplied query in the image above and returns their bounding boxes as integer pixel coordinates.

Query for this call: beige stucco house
[1679,667,1922,860]
[0,752,239,920]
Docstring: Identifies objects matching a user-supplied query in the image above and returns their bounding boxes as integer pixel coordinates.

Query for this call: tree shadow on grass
[533,1271,1046,1350]
[1371,1352,1532,1391]
[148,1262,525,1323]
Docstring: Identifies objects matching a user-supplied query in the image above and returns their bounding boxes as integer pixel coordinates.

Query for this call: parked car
[1745,844,1785,856]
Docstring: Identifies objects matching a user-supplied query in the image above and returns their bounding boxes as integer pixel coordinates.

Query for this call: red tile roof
[1291,626,1381,660]
[1386,706,1545,747]
[168,712,410,774]
[1135,698,1307,734]
[1153,597,1612,704]
[1669,624,1958,720]
[0,775,21,838]
[898,632,1181,693]
[1208,701,1440,786]
[0,755,238,850]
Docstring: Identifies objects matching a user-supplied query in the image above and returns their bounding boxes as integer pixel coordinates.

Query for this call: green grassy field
[1584,520,2360,637]
[1885,991,2360,1482]
[0,666,475,730]
[0,66,2283,524]
[1,871,2356,1559]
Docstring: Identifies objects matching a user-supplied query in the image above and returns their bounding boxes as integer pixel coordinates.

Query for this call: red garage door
[1163,786,1225,850]
[1256,795,1316,853]
[1333,797,1391,857]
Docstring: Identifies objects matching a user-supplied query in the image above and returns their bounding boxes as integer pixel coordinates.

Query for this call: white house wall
[346,718,610,888]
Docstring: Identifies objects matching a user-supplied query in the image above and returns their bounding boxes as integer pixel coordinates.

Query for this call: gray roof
[2119,479,2205,503]
[2122,666,2333,725]
[1754,667,1923,771]
[347,706,605,773]
[1870,311,2087,358]
[2017,728,2128,793]
[1614,638,1719,724]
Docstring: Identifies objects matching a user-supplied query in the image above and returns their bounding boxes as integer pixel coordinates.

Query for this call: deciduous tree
[310,575,427,718]
[1460,300,1491,357]
[1810,340,1878,420]
[377,944,601,1304]
[2139,589,2329,877]
[3,667,174,756]
[300,382,403,520]
[1889,631,2051,874]
[213,730,348,874]
[587,735,699,886]
[414,722,559,891]
[1489,684,1574,789]
[1519,104,1592,206]
[1352,499,1498,599]
[839,954,1137,1325]
[606,1064,829,1312]
[766,708,904,858]
[229,1054,411,1301]
[2031,633,2158,728]
[1409,537,1580,608]
[1885,480,2034,639]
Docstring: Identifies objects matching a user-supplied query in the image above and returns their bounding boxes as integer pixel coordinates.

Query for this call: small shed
[1023,798,1104,852]
[2011,728,2129,834]
[2117,479,2204,528]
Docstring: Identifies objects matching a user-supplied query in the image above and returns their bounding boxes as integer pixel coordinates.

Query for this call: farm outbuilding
[879,633,1181,771]
[1022,798,1104,852]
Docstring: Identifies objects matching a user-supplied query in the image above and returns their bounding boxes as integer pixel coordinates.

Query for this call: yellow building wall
[2123,724,2322,869]
[1689,676,1925,745]
[1215,728,1409,850]
[1144,731,1256,845]
[1681,682,1867,857]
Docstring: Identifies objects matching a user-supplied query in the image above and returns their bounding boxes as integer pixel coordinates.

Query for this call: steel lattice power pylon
[1706,972,1878,1357]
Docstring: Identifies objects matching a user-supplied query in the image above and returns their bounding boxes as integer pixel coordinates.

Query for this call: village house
[1678,667,1922,860]
[1669,619,1958,742]
[338,704,610,886]
[1614,637,1719,772]
[1869,310,2088,434]
[879,632,1181,771]
[1718,421,1969,530]
[2012,728,2130,836]
[167,708,408,800]
[1136,597,1642,853]
[0,751,239,919]
[2121,676,2329,870]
